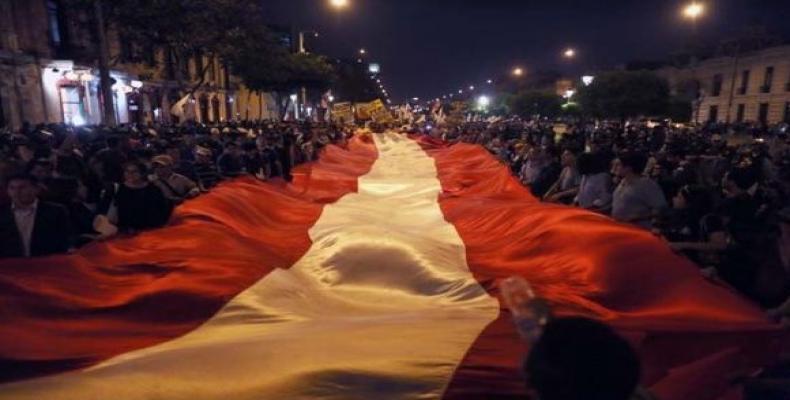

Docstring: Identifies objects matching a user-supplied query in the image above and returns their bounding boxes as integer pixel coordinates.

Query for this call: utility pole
[94,0,117,126]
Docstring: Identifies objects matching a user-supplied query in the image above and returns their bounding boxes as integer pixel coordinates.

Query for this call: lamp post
[296,30,319,121]
[683,2,705,124]
[512,67,524,77]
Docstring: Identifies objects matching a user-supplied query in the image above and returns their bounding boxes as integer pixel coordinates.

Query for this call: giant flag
[0,131,785,400]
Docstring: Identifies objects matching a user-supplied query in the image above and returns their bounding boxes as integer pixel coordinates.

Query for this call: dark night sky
[263,0,790,102]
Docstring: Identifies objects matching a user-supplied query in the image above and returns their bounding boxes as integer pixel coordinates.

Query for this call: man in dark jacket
[0,174,71,258]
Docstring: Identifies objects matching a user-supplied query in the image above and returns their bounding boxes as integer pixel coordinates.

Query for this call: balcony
[760,85,771,94]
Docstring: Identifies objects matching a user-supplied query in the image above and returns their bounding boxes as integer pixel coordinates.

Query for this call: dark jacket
[0,201,72,258]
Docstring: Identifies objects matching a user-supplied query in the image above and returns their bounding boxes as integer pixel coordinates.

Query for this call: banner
[331,102,354,124]
[355,99,393,123]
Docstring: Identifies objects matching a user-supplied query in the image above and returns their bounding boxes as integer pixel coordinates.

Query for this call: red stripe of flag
[410,135,785,400]
[0,136,377,383]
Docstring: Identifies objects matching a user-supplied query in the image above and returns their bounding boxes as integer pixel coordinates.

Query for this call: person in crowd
[612,152,668,229]
[524,317,648,400]
[0,174,71,257]
[544,148,581,203]
[574,152,613,212]
[661,185,728,268]
[151,155,200,205]
[217,141,244,177]
[194,146,222,191]
[115,161,172,234]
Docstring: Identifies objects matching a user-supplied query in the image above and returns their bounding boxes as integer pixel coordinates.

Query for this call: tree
[221,29,335,119]
[332,60,381,103]
[508,91,563,119]
[576,71,670,120]
[64,0,301,122]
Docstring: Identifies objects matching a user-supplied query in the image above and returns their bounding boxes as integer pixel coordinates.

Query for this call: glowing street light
[683,2,704,20]
[476,95,490,109]
[564,48,576,58]
[329,0,349,10]
[486,79,493,84]
[458,89,463,94]
[469,85,475,91]
[359,48,367,55]
[512,67,524,77]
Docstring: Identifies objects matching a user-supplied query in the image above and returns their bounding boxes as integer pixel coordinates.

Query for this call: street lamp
[469,85,475,91]
[476,95,490,109]
[329,0,349,9]
[486,79,493,84]
[683,2,704,20]
[563,48,576,59]
[297,31,319,54]
[359,48,367,55]
[512,67,524,77]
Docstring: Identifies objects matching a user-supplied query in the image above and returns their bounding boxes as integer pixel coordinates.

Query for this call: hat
[195,146,212,156]
[151,155,174,167]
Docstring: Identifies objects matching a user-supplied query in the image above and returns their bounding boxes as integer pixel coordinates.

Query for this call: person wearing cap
[193,146,221,191]
[151,155,199,205]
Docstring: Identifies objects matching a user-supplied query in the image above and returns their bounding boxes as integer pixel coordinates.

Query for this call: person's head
[672,185,712,214]
[524,317,640,400]
[561,149,578,168]
[151,155,174,179]
[122,161,148,186]
[6,174,39,208]
[722,167,757,198]
[614,152,648,178]
[195,146,212,163]
[28,159,53,181]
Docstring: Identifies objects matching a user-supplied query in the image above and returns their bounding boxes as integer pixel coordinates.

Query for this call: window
[708,105,718,123]
[165,47,176,80]
[761,66,774,93]
[179,53,190,80]
[784,102,790,123]
[738,70,750,95]
[208,57,216,83]
[223,64,231,89]
[46,0,63,48]
[194,51,204,79]
[758,103,769,124]
[736,104,745,123]
[711,74,723,97]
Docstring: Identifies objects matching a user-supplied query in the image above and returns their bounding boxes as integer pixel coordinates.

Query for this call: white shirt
[576,172,612,209]
[12,200,38,257]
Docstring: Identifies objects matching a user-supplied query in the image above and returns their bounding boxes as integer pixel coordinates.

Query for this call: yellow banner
[331,102,354,124]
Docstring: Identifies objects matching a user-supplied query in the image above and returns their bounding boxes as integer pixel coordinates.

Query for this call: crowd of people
[0,120,353,258]
[1,116,789,399]
[424,118,790,316]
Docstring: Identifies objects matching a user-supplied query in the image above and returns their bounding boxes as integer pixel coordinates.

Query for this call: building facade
[0,0,278,130]
[658,45,790,125]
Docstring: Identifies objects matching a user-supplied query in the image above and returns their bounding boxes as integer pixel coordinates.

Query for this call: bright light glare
[477,95,490,108]
[582,75,595,86]
[329,0,349,9]
[564,48,576,58]
[469,85,475,91]
[512,67,524,76]
[71,114,85,126]
[683,2,704,19]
